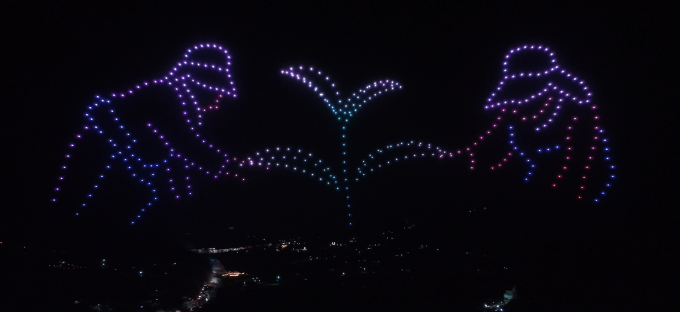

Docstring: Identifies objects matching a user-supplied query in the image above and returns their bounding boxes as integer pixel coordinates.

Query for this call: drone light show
[52,43,615,226]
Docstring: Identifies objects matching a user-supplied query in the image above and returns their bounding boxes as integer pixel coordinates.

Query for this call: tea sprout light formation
[53,43,615,227]
[278,67,402,225]
[52,44,242,224]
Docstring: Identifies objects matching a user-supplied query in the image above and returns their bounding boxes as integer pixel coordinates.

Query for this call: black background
[1,2,677,310]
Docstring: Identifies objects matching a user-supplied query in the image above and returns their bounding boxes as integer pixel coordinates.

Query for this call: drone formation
[52,43,615,226]
[52,44,240,224]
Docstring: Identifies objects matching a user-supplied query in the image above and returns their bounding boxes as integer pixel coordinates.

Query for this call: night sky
[2,3,677,307]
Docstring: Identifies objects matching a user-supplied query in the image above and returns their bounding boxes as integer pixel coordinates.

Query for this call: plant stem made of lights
[279,67,402,226]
